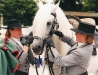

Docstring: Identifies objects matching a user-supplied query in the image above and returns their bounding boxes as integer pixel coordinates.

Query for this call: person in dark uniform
[46,21,96,75]
[1,19,34,75]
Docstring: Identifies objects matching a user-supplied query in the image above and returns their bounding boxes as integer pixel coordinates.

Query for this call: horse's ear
[52,1,60,13]
[56,1,60,6]
[37,0,43,8]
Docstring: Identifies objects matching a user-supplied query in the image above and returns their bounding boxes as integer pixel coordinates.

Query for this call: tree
[0,0,38,26]
[82,0,97,12]
[81,0,98,12]
[54,0,83,11]
[54,0,98,12]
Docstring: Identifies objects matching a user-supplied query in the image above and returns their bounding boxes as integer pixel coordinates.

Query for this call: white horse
[29,2,98,75]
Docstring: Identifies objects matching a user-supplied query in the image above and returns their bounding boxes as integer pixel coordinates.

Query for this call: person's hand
[20,31,34,46]
[24,31,33,39]
[22,45,29,53]
[25,35,34,46]
[20,36,26,45]
[45,37,55,48]
[53,30,64,37]
[92,47,97,55]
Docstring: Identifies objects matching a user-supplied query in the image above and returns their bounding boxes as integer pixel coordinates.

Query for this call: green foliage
[54,0,98,12]
[54,0,83,11]
[0,0,38,26]
[82,0,98,12]
[82,0,97,12]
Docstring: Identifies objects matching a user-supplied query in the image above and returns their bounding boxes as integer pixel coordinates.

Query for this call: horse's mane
[53,6,73,37]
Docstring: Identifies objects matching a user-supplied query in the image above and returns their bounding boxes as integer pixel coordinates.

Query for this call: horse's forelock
[33,4,55,38]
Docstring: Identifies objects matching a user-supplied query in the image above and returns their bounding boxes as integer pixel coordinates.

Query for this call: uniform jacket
[9,38,34,73]
[94,35,98,48]
[48,35,93,75]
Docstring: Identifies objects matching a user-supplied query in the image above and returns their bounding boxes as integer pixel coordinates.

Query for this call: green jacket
[0,37,20,75]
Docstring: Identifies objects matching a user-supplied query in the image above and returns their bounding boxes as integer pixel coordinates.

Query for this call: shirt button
[25,66,27,67]
[25,69,27,71]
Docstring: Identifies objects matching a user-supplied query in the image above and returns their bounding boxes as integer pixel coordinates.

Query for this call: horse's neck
[52,35,70,56]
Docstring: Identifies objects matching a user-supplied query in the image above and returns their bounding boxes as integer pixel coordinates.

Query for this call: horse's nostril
[37,46,41,49]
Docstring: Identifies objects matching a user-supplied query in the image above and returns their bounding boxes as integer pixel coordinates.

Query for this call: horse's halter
[33,13,59,40]
[33,13,59,55]
[51,13,59,31]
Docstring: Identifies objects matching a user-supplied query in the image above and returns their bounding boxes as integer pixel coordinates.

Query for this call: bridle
[33,12,59,40]
[33,13,59,75]
[51,13,59,30]
[33,12,59,54]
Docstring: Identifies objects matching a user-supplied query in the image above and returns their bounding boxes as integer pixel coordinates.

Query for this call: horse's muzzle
[32,46,44,55]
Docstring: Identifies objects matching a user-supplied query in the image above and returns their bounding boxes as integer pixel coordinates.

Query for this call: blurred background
[0,0,98,26]
[0,0,98,38]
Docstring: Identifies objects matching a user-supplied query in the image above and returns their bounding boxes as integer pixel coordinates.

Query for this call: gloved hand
[24,31,33,39]
[45,37,55,48]
[92,47,97,55]
[20,31,34,46]
[20,35,27,45]
[53,30,64,37]
[25,35,34,46]
[50,30,64,38]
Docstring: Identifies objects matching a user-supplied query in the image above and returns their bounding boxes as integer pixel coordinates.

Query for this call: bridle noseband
[33,36,45,41]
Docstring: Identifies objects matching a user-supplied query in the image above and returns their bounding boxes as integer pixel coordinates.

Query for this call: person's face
[75,32,86,43]
[9,28,22,39]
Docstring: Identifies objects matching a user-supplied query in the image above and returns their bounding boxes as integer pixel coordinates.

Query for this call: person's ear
[83,34,87,38]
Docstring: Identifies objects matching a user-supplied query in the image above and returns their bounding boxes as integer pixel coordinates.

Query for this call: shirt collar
[11,37,20,41]
[77,42,84,48]
[11,37,23,47]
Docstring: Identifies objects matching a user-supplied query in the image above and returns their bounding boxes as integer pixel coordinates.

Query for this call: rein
[45,45,54,75]
[33,42,55,75]
[43,13,59,75]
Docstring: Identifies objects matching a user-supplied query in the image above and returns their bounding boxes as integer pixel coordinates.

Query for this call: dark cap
[1,19,29,29]
[70,22,96,35]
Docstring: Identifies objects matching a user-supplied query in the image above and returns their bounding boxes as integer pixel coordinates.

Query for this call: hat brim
[70,28,96,35]
[1,26,29,29]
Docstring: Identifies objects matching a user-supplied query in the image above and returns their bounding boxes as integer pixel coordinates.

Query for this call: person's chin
[17,36,20,39]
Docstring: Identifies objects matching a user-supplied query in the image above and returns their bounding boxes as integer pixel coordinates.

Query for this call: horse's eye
[47,22,51,25]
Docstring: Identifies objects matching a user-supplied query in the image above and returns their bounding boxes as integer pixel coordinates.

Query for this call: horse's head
[32,2,60,55]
